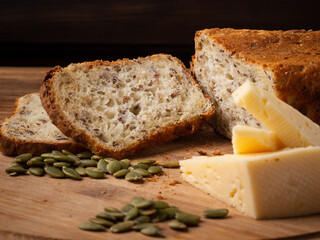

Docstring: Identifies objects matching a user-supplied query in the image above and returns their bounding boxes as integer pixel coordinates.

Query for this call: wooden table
[0,67,320,240]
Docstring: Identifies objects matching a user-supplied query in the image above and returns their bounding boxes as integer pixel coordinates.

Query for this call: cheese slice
[232,125,284,154]
[180,146,320,219]
[232,80,320,148]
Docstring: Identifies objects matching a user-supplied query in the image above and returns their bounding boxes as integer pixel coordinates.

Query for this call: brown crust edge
[0,92,85,156]
[40,54,215,159]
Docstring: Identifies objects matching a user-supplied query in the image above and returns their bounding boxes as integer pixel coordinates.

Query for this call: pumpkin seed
[75,167,87,176]
[29,167,44,176]
[104,206,120,212]
[44,166,65,178]
[134,200,154,209]
[141,227,162,236]
[67,155,81,166]
[160,161,180,168]
[62,166,82,180]
[131,197,145,205]
[134,215,150,225]
[78,223,106,231]
[139,208,157,216]
[168,220,187,230]
[120,159,131,169]
[107,161,122,174]
[97,159,108,173]
[138,159,156,165]
[89,218,114,227]
[160,207,179,219]
[147,166,162,174]
[62,149,74,155]
[77,151,93,159]
[121,204,133,213]
[203,208,229,218]
[125,171,143,182]
[175,211,200,226]
[27,159,44,168]
[153,201,169,209]
[113,169,129,178]
[5,166,27,174]
[125,207,139,220]
[132,163,149,170]
[43,158,56,165]
[96,212,117,221]
[15,153,32,163]
[80,159,97,167]
[30,156,43,161]
[110,221,134,233]
[86,168,105,179]
[52,150,64,155]
[11,161,27,168]
[9,172,18,177]
[41,153,55,159]
[107,211,125,219]
[132,223,158,230]
[132,168,150,177]
[52,154,75,163]
[104,157,117,163]
[91,155,103,160]
[53,162,71,168]
[151,211,167,223]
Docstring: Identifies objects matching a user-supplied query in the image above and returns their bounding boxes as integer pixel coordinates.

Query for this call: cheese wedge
[232,80,320,148]
[180,146,320,219]
[232,125,284,154]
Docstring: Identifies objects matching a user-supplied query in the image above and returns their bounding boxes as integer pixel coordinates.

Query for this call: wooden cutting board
[0,67,320,240]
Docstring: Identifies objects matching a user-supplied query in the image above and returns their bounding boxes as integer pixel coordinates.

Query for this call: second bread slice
[40,54,214,159]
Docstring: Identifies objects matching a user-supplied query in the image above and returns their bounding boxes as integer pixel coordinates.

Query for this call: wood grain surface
[0,67,320,240]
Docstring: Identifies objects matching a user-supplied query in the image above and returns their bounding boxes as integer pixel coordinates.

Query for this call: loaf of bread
[192,28,320,138]
[0,93,83,156]
[40,54,214,159]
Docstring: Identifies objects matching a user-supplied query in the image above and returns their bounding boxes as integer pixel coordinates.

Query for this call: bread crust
[0,93,85,156]
[40,54,214,159]
[195,28,320,126]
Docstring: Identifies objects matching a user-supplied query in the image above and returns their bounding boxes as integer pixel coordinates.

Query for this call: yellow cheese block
[232,80,320,148]
[232,125,284,154]
[180,146,320,219]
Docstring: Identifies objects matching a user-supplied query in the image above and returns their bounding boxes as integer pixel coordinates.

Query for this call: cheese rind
[180,146,320,219]
[232,80,320,148]
[232,124,284,154]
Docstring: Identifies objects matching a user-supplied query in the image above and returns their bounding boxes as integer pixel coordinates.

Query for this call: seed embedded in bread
[41,54,214,159]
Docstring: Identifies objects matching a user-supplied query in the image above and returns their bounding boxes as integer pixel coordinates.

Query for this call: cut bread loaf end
[0,93,84,156]
[192,28,320,138]
[40,54,214,159]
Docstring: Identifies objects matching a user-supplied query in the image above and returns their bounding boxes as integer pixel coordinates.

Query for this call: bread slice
[40,54,214,159]
[192,28,320,138]
[0,93,84,156]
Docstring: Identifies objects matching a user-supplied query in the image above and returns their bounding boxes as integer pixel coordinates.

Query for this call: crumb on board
[198,150,207,156]
[101,191,106,194]
[214,150,222,155]
[168,180,181,186]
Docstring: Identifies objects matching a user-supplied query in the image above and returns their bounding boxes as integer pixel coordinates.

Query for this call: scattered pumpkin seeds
[153,200,169,209]
[147,166,162,174]
[150,211,167,223]
[89,218,114,227]
[104,206,120,212]
[41,153,55,159]
[43,158,56,164]
[86,168,105,179]
[125,171,143,182]
[96,212,117,221]
[138,159,156,165]
[120,159,131,169]
[27,159,44,167]
[133,215,150,224]
[113,169,129,178]
[132,223,158,230]
[132,163,149,170]
[28,167,44,176]
[52,154,75,163]
[5,166,27,174]
[91,155,103,160]
[203,208,229,218]
[77,151,94,159]
[62,149,74,155]
[53,162,71,168]
[175,211,200,226]
[160,161,180,168]
[107,161,122,174]
[97,159,108,173]
[141,226,162,236]
[134,199,154,209]
[62,166,82,180]
[132,168,150,177]
[160,207,179,219]
[44,166,65,178]
[125,207,139,220]
[168,220,187,230]
[15,153,32,163]
[78,223,106,231]
[139,208,157,216]
[121,204,133,214]
[110,221,134,233]
[80,159,97,167]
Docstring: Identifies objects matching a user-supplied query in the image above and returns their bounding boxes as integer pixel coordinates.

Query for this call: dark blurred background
[0,0,319,67]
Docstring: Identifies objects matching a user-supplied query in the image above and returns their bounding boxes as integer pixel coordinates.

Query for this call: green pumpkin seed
[168,220,187,230]
[41,153,55,159]
[125,207,139,220]
[44,166,65,178]
[147,166,163,174]
[132,168,150,177]
[125,171,143,182]
[139,208,157,216]
[104,206,120,212]
[120,159,131,169]
[30,156,43,161]
[8,172,18,177]
[52,150,64,155]
[53,162,71,168]
[75,167,87,176]
[153,201,169,209]
[62,166,82,180]
[134,200,154,209]
[160,161,180,168]
[77,151,93,159]
[29,167,44,176]
[80,159,97,167]
[175,211,200,226]
[132,163,149,170]
[5,166,27,174]
[138,159,156,165]
[151,211,167,223]
[91,155,103,160]
[43,158,56,165]
[104,157,117,163]
[86,169,105,179]
[52,154,75,163]
[203,208,229,218]
[11,161,27,168]
[141,227,162,236]
[78,223,106,231]
[133,215,150,225]
[160,207,179,219]
[107,161,122,174]
[62,149,74,155]
[107,211,125,219]
[27,159,44,168]
[132,223,158,231]
[121,204,133,213]
[89,218,114,227]
[110,221,134,233]
[15,153,32,163]
[113,169,129,178]
[97,159,108,173]
[67,155,81,166]
[131,197,145,205]
[96,212,117,221]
